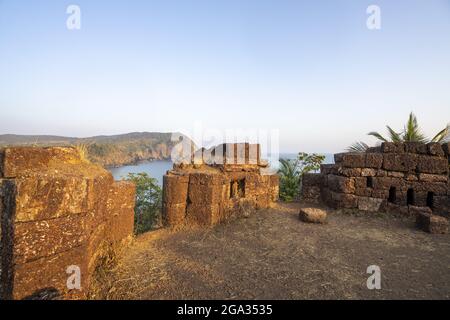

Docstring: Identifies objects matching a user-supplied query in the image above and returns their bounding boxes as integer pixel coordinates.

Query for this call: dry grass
[92,203,450,300]
[74,143,90,162]
[88,237,134,299]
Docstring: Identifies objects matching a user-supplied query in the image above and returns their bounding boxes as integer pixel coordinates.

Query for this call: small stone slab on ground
[416,211,449,234]
[299,207,327,224]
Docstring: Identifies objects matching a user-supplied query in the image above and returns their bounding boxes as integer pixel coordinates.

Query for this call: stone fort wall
[163,143,279,227]
[0,147,135,300]
[302,142,450,217]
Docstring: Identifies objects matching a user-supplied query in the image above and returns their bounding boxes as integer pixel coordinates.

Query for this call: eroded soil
[94,203,450,299]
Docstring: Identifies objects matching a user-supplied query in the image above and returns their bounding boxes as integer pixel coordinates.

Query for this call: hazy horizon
[1,0,450,153]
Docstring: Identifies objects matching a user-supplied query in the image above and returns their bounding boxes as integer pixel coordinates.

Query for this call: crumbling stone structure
[0,147,135,300]
[163,143,279,227]
[302,142,449,217]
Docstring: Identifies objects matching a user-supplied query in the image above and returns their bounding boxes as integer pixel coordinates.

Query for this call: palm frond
[348,112,448,151]
[403,113,427,142]
[386,126,402,142]
[431,124,449,143]
[368,131,388,142]
[347,141,369,152]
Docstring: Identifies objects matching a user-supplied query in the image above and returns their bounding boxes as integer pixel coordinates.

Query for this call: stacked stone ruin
[0,147,135,299]
[302,142,450,220]
[163,143,279,227]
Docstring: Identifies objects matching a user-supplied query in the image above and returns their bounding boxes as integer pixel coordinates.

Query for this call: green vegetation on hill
[0,132,193,167]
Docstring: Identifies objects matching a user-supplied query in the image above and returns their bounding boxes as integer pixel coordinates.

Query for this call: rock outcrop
[0,147,135,299]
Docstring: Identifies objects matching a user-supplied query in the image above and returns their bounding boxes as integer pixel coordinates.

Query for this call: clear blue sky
[1,0,449,153]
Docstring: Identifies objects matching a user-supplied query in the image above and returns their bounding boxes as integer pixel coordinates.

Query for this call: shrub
[125,173,162,234]
[278,152,325,202]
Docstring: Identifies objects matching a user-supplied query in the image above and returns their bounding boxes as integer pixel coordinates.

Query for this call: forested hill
[0,132,193,167]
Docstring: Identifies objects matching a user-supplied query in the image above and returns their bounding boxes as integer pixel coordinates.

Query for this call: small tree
[278,152,325,202]
[126,173,162,234]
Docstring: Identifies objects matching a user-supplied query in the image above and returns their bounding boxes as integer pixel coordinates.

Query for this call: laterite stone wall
[0,147,135,300]
[302,142,449,217]
[162,143,279,228]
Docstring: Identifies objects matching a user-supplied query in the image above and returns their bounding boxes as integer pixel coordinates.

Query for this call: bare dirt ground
[94,202,450,300]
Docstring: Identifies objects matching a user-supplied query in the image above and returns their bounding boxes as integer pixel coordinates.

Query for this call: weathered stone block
[341,153,366,168]
[354,187,372,197]
[338,167,361,177]
[434,196,449,218]
[404,174,418,181]
[9,245,90,300]
[416,211,448,234]
[86,172,114,214]
[383,153,418,172]
[387,171,405,178]
[381,142,405,153]
[376,169,388,177]
[298,207,327,224]
[427,143,445,157]
[0,147,136,300]
[416,181,447,196]
[321,188,332,204]
[371,189,389,199]
[361,168,377,177]
[302,173,323,187]
[269,174,279,202]
[162,174,189,205]
[106,181,135,242]
[354,177,367,189]
[189,172,223,186]
[334,153,345,163]
[372,177,403,190]
[365,153,383,168]
[418,173,448,183]
[417,156,448,174]
[269,174,279,188]
[2,147,82,178]
[330,192,358,208]
[13,215,88,265]
[358,197,384,212]
[404,142,427,154]
[327,175,355,194]
[255,192,271,209]
[301,186,321,203]
[163,203,186,227]
[366,146,381,153]
[409,205,432,217]
[186,203,221,226]
[442,142,450,157]
[188,179,222,205]
[14,175,89,222]
[320,164,335,175]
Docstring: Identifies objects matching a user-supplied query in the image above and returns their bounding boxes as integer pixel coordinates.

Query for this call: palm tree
[278,158,301,202]
[349,112,449,152]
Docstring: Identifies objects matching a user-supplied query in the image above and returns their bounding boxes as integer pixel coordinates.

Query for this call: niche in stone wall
[366,177,374,188]
[426,191,434,209]
[407,188,415,206]
[230,179,245,199]
[388,187,396,203]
